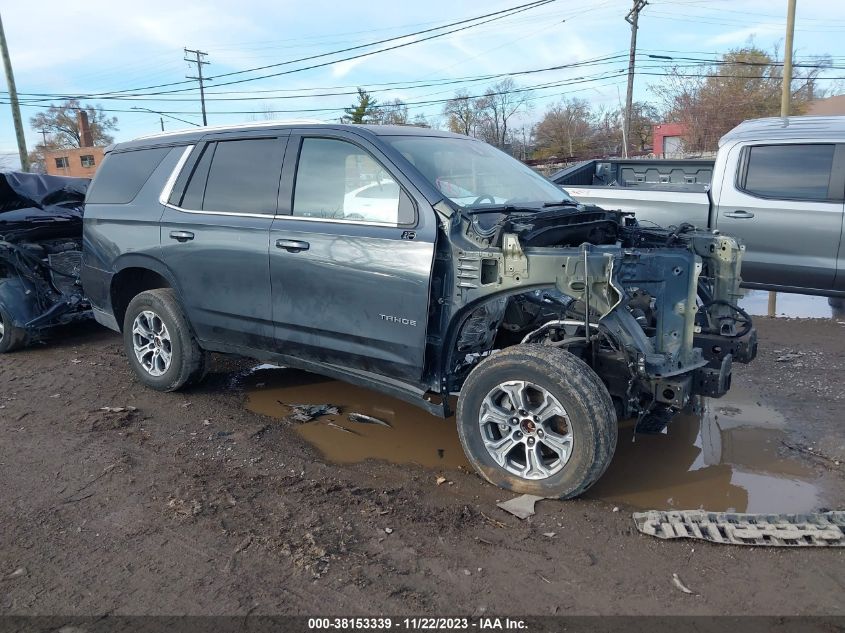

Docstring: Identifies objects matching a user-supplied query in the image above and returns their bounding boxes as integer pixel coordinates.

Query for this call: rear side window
[86,147,170,204]
[177,138,283,214]
[741,144,835,201]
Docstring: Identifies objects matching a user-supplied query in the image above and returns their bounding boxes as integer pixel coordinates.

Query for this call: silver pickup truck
[553,116,845,298]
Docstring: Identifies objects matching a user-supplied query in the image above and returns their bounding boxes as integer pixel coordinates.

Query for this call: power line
[7,52,841,106]
[9,54,634,104]
[18,0,555,102]
[6,69,838,119]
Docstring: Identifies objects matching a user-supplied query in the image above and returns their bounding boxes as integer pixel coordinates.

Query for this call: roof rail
[134,118,328,140]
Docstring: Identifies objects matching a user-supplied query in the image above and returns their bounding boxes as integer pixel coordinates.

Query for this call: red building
[652,122,687,158]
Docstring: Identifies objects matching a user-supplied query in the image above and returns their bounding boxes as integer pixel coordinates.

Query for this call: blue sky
[1,0,844,167]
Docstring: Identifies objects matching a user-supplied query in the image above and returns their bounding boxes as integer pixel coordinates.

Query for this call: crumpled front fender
[0,277,41,329]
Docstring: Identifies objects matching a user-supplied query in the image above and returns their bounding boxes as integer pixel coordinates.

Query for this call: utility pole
[0,12,29,171]
[184,48,210,126]
[160,117,165,132]
[780,0,797,117]
[769,0,797,318]
[623,0,647,159]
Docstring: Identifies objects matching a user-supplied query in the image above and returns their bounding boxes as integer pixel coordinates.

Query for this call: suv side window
[176,138,283,214]
[292,137,414,225]
[87,147,171,204]
[740,144,835,201]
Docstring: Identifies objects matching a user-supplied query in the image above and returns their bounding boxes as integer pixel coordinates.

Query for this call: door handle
[275,238,310,252]
[723,210,755,219]
[169,230,195,242]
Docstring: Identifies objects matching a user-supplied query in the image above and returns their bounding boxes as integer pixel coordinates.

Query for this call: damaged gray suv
[82,122,757,498]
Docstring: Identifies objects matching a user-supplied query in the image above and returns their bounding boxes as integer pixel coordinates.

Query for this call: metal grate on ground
[633,510,845,546]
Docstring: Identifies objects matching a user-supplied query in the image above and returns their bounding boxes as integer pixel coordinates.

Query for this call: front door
[159,135,287,347]
[715,142,844,290]
[269,133,436,383]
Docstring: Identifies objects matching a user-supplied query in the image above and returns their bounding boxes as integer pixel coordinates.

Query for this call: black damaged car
[0,172,91,352]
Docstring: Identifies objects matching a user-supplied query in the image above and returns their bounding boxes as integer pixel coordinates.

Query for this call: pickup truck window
[741,144,835,201]
[292,138,413,225]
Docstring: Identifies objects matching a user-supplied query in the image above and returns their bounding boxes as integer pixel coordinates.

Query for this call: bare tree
[534,97,594,158]
[29,99,117,148]
[374,99,409,125]
[477,79,533,149]
[651,46,829,152]
[628,102,659,152]
[411,113,432,128]
[443,90,482,136]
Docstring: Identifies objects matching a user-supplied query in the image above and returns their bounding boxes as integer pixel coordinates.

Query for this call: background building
[44,111,105,177]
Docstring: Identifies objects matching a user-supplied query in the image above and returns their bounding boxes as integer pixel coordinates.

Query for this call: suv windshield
[384,136,575,209]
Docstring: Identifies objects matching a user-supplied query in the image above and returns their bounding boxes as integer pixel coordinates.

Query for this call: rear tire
[122,289,208,391]
[456,344,617,499]
[0,305,28,353]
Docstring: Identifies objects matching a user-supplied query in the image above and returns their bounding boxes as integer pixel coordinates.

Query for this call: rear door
[159,133,287,348]
[715,142,845,290]
[269,131,436,383]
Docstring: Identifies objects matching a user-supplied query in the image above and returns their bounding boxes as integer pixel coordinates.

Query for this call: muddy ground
[1,317,843,616]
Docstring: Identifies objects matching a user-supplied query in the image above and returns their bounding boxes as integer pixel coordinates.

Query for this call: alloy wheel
[479,380,574,480]
[131,310,173,376]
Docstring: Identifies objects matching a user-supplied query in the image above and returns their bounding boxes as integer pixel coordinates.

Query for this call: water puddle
[585,388,825,513]
[740,290,844,320]
[245,368,831,513]
[245,368,468,470]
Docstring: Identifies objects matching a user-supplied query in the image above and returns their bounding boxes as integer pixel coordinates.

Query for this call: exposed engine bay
[433,202,758,432]
[0,172,90,352]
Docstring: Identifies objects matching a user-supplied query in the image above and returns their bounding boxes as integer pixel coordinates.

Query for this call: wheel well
[111,268,171,331]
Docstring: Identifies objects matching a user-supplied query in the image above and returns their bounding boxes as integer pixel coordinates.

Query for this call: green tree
[342,88,378,124]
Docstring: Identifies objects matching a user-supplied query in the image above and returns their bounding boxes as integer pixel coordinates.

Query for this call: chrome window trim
[272,214,410,228]
[158,143,277,219]
[158,145,195,206]
[158,140,413,225]
[162,204,278,220]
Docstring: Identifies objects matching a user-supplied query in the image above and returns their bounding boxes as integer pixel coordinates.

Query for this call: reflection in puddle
[245,369,829,513]
[586,389,823,513]
[740,290,844,320]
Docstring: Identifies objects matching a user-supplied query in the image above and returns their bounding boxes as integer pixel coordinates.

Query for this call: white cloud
[706,22,785,47]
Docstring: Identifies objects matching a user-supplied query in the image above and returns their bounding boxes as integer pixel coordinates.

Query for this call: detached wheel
[456,344,617,499]
[123,288,208,391]
[0,305,28,353]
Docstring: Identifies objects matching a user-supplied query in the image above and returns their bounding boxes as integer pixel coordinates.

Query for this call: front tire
[122,289,208,391]
[456,344,617,499]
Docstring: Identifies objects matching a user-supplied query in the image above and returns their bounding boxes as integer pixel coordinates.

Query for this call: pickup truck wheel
[456,344,617,499]
[122,289,208,391]
[0,306,28,353]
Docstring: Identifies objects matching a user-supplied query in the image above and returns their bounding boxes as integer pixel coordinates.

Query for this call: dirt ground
[1,317,843,616]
